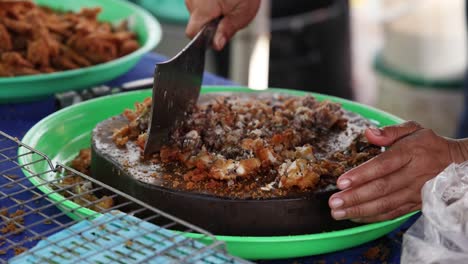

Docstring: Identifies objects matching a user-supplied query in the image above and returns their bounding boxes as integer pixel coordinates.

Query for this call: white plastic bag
[401,162,468,264]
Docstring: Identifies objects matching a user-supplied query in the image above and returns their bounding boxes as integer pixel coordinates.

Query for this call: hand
[328,121,468,223]
[185,0,261,50]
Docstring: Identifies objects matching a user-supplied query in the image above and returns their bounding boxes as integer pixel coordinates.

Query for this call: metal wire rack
[0,130,250,264]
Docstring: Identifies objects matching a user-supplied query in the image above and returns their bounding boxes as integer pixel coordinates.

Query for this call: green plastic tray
[0,0,161,103]
[19,86,417,260]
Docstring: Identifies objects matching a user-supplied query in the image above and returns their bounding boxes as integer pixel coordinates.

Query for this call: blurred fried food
[0,0,140,77]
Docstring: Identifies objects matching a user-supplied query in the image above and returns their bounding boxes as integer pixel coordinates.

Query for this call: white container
[374,54,464,137]
[379,0,467,80]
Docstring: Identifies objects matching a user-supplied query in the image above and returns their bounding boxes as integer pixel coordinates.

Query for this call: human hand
[328,121,468,223]
[185,0,261,50]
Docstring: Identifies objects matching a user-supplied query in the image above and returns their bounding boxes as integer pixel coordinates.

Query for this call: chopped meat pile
[111,95,382,197]
[0,1,140,77]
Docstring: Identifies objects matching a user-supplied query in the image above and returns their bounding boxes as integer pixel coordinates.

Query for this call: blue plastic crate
[9,211,239,264]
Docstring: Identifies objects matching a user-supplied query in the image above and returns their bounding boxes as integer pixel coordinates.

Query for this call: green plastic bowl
[373,52,464,90]
[0,0,161,103]
[19,86,417,260]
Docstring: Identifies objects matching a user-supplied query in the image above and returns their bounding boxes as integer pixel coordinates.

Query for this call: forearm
[457,138,468,161]
[449,138,468,163]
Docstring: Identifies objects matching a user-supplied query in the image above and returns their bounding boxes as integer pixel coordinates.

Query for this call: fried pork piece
[68,30,118,63]
[60,45,91,67]
[27,38,51,67]
[0,24,12,52]
[0,1,140,77]
[2,16,32,34]
[113,95,382,192]
[0,51,39,76]
[278,159,320,189]
[0,1,35,19]
[120,39,140,56]
[71,148,91,175]
[2,52,33,68]
[0,64,12,76]
[112,97,152,147]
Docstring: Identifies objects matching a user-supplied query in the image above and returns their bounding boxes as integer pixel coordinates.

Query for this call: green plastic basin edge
[19,86,418,260]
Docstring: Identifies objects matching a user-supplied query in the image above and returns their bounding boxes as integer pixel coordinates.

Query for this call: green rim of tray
[19,86,416,260]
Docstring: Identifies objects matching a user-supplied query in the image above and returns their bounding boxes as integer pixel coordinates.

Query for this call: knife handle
[200,17,222,48]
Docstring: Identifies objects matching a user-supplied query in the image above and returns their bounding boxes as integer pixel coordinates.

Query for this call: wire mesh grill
[0,131,250,264]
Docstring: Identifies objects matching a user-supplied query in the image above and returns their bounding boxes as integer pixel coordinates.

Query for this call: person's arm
[453,138,468,161]
[185,0,261,50]
[328,121,468,223]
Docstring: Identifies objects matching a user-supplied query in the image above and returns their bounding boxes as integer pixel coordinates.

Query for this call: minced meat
[111,95,382,196]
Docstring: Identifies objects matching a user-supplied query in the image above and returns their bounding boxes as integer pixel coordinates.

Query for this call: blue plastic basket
[10,212,239,264]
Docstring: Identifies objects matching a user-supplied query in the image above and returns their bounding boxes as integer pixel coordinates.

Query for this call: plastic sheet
[401,162,468,263]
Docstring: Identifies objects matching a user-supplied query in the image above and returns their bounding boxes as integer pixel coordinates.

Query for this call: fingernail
[330,198,344,209]
[369,127,382,136]
[332,210,346,220]
[215,34,226,49]
[337,178,351,189]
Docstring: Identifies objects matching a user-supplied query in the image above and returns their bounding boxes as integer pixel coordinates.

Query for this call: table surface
[0,52,419,263]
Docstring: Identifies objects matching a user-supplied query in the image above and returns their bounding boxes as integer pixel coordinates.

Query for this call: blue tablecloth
[0,52,418,263]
